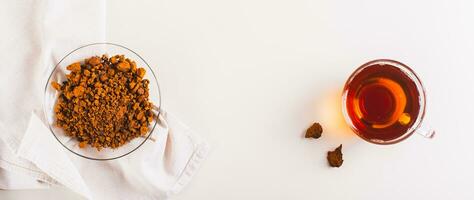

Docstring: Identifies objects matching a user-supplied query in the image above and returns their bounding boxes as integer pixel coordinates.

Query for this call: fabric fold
[0,0,209,199]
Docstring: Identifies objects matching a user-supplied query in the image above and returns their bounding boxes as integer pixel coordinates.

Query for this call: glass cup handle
[416,124,435,138]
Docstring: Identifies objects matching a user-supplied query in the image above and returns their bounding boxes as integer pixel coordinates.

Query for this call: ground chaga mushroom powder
[51,54,155,150]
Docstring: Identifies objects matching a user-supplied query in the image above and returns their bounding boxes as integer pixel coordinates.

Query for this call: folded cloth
[0,167,48,190]
[0,0,209,199]
[10,110,209,200]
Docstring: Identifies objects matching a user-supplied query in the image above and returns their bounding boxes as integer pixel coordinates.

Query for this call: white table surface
[2,0,474,199]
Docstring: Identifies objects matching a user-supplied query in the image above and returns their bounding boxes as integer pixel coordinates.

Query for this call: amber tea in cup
[342,59,434,144]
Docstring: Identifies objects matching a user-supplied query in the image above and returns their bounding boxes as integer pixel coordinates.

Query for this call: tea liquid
[344,63,421,142]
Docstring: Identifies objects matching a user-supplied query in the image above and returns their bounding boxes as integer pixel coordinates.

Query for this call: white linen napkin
[12,110,209,199]
[0,0,209,199]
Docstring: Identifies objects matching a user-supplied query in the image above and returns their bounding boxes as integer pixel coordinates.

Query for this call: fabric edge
[0,158,56,189]
[0,114,58,188]
[166,139,210,197]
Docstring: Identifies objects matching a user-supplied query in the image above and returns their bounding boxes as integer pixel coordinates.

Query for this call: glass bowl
[43,43,161,160]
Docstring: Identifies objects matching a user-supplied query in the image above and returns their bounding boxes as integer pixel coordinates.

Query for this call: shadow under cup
[342,59,428,145]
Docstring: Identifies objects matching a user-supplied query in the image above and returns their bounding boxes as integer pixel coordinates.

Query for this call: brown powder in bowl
[51,54,155,150]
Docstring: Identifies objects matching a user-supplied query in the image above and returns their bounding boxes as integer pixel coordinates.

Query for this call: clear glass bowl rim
[43,42,161,160]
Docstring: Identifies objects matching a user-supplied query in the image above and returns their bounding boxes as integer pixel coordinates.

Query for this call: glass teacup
[342,59,434,144]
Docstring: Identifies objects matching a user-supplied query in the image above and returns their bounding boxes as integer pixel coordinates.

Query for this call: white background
[2,0,474,199]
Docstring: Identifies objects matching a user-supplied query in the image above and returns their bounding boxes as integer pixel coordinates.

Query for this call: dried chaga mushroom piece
[51,54,155,150]
[327,144,343,167]
[305,122,323,139]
